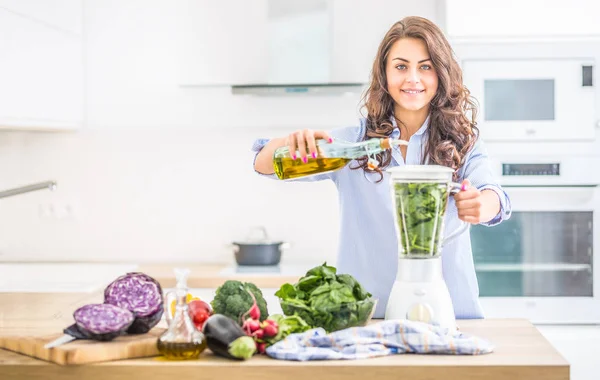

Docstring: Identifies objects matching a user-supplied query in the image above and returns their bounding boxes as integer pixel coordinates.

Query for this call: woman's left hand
[454,179,483,224]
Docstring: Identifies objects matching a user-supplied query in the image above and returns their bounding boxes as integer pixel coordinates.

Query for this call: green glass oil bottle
[273,137,408,180]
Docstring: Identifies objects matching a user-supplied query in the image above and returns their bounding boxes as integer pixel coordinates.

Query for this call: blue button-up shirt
[252,117,512,319]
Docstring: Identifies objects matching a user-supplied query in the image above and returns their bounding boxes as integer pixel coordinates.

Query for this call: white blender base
[385,258,457,333]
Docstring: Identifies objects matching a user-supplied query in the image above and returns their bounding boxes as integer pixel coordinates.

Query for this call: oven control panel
[502,163,560,176]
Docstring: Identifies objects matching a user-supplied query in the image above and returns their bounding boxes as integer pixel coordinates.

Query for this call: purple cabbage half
[103,272,164,334]
[67,303,135,341]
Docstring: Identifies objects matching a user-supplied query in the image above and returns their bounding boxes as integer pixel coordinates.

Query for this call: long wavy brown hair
[355,16,478,181]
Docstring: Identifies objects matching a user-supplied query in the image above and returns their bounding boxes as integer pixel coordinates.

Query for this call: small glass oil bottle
[157,268,207,360]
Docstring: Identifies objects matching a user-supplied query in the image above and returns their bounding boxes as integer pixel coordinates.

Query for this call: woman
[252,16,511,319]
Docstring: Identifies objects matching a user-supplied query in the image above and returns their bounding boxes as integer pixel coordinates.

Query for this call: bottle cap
[174,268,190,289]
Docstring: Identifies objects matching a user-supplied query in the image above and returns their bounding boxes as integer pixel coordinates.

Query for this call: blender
[384,165,468,333]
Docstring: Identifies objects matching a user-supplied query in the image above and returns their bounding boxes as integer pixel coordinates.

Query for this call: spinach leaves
[393,182,449,257]
[275,263,375,332]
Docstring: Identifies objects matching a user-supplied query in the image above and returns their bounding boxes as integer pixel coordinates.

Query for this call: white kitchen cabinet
[0,7,83,131]
[537,325,600,380]
[0,0,82,35]
[330,0,439,83]
[446,0,600,39]
[176,0,269,86]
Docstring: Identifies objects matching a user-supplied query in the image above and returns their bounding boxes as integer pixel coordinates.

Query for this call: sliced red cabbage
[72,303,134,341]
[104,272,164,334]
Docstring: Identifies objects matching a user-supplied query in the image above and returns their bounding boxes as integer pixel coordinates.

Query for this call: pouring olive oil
[273,137,409,180]
[274,157,351,180]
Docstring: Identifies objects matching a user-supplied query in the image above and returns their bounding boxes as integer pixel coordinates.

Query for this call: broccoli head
[211,280,269,324]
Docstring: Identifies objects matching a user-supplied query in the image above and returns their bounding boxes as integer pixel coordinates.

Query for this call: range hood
[231,0,365,96]
[179,1,438,95]
[231,83,364,96]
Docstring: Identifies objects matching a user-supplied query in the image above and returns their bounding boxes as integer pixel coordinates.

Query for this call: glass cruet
[157,268,207,360]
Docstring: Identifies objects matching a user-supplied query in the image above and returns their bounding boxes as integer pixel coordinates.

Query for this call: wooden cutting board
[0,328,165,365]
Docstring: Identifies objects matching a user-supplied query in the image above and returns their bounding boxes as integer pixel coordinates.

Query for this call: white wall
[0,0,599,265]
[0,0,365,264]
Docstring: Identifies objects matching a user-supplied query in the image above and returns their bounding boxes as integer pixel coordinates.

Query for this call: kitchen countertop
[0,291,569,380]
[139,262,306,288]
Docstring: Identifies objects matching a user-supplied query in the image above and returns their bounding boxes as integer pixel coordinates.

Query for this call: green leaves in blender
[394,182,449,257]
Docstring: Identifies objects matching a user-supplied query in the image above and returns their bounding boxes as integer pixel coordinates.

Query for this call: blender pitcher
[388,165,469,258]
[384,165,469,332]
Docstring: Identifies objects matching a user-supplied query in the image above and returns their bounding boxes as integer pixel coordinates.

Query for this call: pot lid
[233,226,282,245]
[387,165,454,181]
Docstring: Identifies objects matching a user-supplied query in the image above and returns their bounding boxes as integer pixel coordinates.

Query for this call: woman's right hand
[285,129,333,163]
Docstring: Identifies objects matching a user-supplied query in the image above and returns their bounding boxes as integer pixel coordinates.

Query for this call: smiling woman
[386,39,438,116]
[251,16,511,320]
[362,17,479,177]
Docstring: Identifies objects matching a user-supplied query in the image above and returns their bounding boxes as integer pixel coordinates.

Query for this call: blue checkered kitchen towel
[265,319,494,361]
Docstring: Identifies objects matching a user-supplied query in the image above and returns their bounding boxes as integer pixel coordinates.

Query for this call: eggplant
[203,314,256,360]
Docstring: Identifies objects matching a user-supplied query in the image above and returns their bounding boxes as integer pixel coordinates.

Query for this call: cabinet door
[0,8,83,130]
[446,0,600,39]
[330,0,438,84]
[176,0,268,86]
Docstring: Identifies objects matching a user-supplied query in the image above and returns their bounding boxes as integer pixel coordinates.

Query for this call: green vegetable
[394,182,449,257]
[228,336,257,360]
[275,263,375,332]
[211,280,268,324]
[264,314,311,347]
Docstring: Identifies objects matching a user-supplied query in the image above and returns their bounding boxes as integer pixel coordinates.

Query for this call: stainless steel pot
[231,226,290,266]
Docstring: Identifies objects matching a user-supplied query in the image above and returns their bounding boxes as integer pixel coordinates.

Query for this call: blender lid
[387,165,454,181]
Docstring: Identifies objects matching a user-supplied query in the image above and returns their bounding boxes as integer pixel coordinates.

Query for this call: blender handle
[443,182,469,245]
[448,181,463,196]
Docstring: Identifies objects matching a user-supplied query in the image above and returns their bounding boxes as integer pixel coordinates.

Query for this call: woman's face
[385,37,438,114]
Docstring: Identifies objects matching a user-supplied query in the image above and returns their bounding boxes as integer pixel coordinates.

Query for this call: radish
[253,329,264,340]
[248,303,260,320]
[262,323,278,338]
[245,319,260,333]
[240,290,261,322]
[256,342,266,354]
[242,323,251,336]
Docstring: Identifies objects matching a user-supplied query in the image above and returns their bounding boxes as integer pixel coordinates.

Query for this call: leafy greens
[275,263,375,332]
[394,182,449,257]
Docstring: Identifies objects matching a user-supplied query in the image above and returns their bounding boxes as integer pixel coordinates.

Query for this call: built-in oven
[471,159,600,323]
[455,40,600,323]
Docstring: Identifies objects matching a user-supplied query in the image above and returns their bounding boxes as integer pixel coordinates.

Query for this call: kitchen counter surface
[0,292,569,380]
[139,262,305,288]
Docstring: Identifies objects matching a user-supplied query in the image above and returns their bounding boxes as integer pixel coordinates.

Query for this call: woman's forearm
[253,137,287,175]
